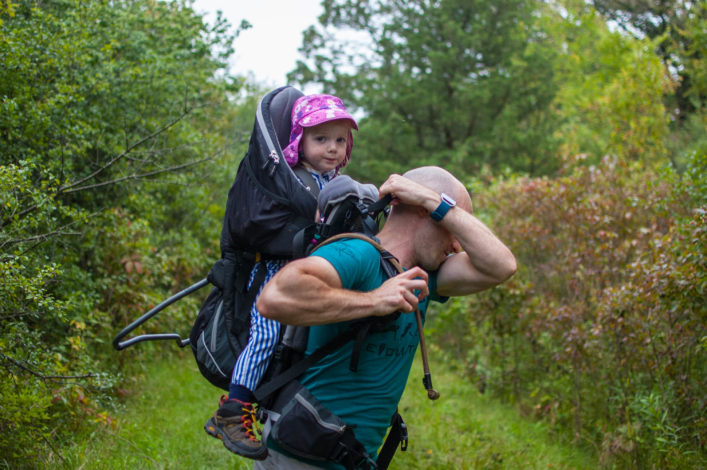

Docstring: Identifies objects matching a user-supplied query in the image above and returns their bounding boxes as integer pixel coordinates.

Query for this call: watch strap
[430,194,455,221]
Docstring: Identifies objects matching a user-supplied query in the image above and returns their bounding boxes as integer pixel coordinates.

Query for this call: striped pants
[231,259,286,391]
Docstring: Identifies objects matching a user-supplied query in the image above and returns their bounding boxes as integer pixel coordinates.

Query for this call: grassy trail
[60,350,598,469]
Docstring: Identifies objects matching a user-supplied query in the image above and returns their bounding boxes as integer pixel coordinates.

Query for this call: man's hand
[379,174,439,213]
[370,267,429,315]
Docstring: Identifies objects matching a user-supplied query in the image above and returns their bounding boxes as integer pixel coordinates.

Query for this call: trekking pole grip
[423,373,440,400]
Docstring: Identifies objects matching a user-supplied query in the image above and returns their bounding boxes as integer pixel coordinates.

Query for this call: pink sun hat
[282,94,358,169]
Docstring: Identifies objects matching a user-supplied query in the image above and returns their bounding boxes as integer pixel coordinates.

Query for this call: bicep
[269,257,343,300]
[258,257,342,322]
[291,256,343,290]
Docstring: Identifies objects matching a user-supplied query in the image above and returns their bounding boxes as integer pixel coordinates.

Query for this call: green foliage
[287,0,704,181]
[54,352,599,469]
[290,0,563,180]
[544,4,673,166]
[55,351,239,470]
[590,0,706,119]
[672,1,707,113]
[431,155,706,468]
[0,0,703,467]
[0,0,251,466]
[585,0,707,173]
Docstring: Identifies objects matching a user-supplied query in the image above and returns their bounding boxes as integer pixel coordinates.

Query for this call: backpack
[112,86,311,350]
[112,85,395,390]
[189,173,393,392]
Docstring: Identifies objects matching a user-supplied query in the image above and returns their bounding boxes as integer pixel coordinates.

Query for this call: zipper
[294,393,346,434]
[256,95,280,176]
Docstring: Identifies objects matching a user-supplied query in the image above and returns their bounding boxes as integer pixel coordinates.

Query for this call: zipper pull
[267,150,279,176]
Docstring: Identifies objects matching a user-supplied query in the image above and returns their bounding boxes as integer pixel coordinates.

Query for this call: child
[204,94,358,460]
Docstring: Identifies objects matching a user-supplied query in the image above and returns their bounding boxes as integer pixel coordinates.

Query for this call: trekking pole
[414,307,440,400]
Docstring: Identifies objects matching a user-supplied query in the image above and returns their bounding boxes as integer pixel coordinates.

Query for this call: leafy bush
[430,154,706,468]
[0,0,249,466]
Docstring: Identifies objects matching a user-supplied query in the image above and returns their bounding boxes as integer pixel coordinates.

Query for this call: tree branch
[0,230,82,250]
[58,110,192,194]
[0,111,198,231]
[42,433,66,463]
[0,352,97,382]
[0,210,96,252]
[0,203,41,230]
[0,310,44,320]
[61,153,219,194]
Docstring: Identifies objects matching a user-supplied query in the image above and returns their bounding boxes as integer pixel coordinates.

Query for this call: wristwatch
[430,193,456,221]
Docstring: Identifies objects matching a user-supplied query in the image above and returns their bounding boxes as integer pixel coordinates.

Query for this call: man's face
[414,192,470,270]
[415,221,461,271]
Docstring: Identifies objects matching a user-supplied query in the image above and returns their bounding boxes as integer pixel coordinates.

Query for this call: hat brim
[299,110,359,131]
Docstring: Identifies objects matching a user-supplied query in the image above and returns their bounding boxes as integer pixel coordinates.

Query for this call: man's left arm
[380,174,516,297]
[435,204,516,296]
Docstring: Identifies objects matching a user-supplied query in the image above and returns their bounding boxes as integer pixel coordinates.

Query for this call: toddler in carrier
[204,93,358,460]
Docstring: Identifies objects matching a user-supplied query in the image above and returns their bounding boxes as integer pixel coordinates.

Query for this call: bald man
[255,166,516,470]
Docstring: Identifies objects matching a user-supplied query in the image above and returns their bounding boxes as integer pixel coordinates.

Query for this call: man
[256,166,516,469]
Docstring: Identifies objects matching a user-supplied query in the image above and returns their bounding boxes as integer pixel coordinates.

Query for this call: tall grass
[54,349,598,469]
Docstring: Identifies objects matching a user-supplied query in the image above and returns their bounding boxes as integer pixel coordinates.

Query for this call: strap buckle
[332,441,378,470]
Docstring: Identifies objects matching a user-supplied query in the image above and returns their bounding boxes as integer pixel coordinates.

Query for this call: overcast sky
[192,0,323,88]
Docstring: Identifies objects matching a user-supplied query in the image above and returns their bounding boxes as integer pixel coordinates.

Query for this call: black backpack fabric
[190,196,391,391]
[189,86,314,390]
[220,86,316,258]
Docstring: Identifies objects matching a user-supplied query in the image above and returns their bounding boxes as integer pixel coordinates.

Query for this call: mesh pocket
[194,300,237,389]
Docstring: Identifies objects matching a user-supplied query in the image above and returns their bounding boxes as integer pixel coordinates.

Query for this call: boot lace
[240,402,260,442]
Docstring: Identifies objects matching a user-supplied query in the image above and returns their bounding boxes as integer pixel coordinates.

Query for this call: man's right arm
[257,256,429,326]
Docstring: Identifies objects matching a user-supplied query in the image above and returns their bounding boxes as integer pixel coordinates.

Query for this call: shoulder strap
[311,232,400,271]
[377,411,407,469]
[315,234,405,375]
[293,165,321,198]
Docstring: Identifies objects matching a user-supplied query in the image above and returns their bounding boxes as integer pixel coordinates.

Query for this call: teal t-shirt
[293,238,446,467]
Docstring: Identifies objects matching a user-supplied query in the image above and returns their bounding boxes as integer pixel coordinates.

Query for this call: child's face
[300,120,351,173]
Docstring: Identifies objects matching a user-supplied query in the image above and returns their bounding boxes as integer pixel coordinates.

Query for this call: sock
[228,383,255,403]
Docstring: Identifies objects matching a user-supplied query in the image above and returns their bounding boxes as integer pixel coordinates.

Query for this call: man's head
[401,167,471,209]
[382,166,472,271]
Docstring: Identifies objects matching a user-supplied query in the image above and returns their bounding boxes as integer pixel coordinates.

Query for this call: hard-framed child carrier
[112,85,315,368]
[112,86,394,391]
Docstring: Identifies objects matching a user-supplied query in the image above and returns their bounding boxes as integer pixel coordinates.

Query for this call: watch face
[431,193,456,221]
[441,193,456,206]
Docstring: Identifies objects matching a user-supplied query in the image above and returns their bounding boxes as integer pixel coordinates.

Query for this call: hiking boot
[204,395,268,460]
